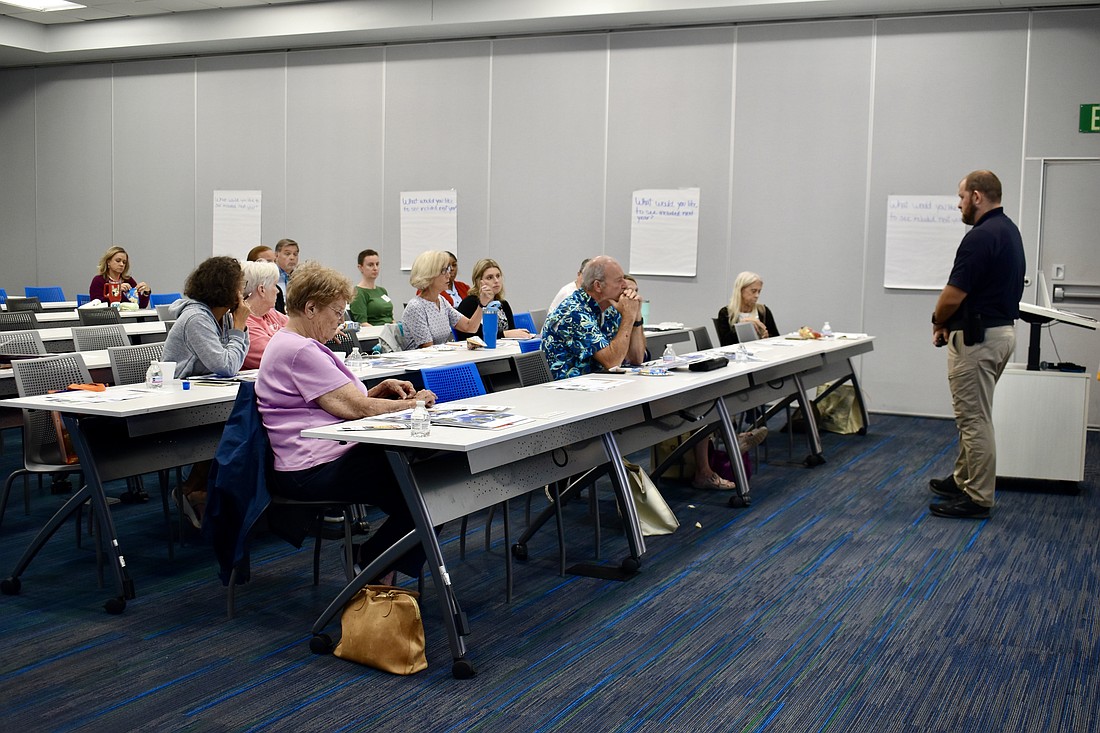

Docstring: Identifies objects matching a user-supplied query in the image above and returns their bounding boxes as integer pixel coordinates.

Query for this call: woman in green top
[349,248,395,325]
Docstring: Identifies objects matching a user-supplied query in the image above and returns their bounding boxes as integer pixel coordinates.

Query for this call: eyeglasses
[441,265,454,276]
[323,304,346,319]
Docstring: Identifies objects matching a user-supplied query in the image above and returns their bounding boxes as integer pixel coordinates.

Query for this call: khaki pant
[947,325,1015,507]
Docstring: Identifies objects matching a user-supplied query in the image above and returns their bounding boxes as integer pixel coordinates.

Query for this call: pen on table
[185,380,236,387]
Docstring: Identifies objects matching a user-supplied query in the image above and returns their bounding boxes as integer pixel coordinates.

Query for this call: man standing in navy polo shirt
[929,170,1026,519]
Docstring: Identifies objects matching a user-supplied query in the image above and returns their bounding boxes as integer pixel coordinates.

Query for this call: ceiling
[1,0,1097,68]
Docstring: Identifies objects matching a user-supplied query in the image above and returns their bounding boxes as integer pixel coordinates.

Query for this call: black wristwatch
[633,320,643,327]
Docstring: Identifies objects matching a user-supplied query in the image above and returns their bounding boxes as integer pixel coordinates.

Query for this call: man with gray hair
[541,255,646,380]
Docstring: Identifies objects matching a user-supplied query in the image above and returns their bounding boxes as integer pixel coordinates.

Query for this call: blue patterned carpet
[0,414,1097,732]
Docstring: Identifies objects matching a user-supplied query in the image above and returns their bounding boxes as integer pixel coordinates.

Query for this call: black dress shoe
[928,475,963,498]
[929,496,990,519]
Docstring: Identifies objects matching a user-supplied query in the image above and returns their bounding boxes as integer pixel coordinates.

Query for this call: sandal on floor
[173,487,204,530]
[691,473,737,491]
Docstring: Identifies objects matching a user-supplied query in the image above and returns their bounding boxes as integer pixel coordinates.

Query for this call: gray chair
[71,325,130,352]
[528,307,548,332]
[0,329,47,356]
[107,342,165,386]
[155,304,173,322]
[645,329,693,357]
[77,308,123,326]
[513,348,553,387]
[6,297,42,313]
[0,311,38,331]
[0,355,88,530]
[691,325,714,351]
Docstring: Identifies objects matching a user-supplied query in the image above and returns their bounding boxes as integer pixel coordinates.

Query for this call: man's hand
[612,288,641,323]
[933,325,949,348]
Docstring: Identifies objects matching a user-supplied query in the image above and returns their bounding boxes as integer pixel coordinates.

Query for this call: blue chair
[518,338,543,354]
[512,311,537,333]
[0,288,7,304]
[24,286,66,303]
[149,292,181,307]
[75,293,91,306]
[419,362,486,403]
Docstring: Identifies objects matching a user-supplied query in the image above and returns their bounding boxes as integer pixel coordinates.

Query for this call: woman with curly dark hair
[162,256,251,379]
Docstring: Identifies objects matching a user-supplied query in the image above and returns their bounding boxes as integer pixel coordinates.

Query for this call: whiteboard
[212,190,262,257]
[883,194,965,290]
[400,190,458,269]
[629,188,700,277]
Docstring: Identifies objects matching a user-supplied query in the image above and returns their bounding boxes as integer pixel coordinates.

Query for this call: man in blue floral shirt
[541,255,647,380]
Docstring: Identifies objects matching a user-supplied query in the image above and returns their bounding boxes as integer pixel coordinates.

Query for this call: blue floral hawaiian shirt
[540,288,622,380]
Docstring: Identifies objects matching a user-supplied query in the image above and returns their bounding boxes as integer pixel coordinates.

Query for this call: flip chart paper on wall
[213,190,262,257]
[400,190,458,269]
[629,188,700,277]
[884,195,966,290]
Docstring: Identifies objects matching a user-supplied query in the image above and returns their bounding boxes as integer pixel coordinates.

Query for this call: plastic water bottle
[410,400,431,437]
[145,360,163,389]
[662,344,676,363]
[821,321,834,338]
[345,347,363,368]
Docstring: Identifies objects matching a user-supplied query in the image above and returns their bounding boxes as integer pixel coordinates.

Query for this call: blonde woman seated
[455,258,535,341]
[256,261,437,581]
[241,260,288,370]
[716,271,779,345]
[401,250,493,349]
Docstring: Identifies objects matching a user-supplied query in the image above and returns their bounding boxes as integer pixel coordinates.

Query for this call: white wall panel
[112,58,197,297]
[606,27,735,328]
[195,53,287,260]
[35,64,113,301]
[731,20,873,347]
[383,41,491,273]
[489,34,608,313]
[286,46,385,284]
[0,68,37,293]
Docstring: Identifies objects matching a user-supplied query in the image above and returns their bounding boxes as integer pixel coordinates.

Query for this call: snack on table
[798,326,822,340]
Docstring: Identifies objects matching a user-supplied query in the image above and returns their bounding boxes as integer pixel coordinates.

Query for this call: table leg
[792,373,825,466]
[600,432,645,573]
[384,449,474,679]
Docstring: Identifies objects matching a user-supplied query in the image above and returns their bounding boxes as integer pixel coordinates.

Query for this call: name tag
[381,294,391,302]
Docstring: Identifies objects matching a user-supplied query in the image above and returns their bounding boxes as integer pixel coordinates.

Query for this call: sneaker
[737,427,768,453]
[928,475,963,499]
[929,496,990,519]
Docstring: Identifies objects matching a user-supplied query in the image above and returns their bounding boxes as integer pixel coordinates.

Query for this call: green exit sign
[1081,104,1100,133]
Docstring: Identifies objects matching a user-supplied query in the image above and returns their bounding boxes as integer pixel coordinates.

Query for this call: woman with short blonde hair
[256,260,436,583]
[402,250,492,348]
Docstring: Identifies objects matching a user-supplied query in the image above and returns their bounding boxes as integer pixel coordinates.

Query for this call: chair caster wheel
[804,453,826,468]
[310,634,334,655]
[451,658,477,679]
[511,543,528,561]
[620,557,640,574]
[104,597,126,614]
[728,494,752,508]
[1,577,21,595]
[858,427,867,436]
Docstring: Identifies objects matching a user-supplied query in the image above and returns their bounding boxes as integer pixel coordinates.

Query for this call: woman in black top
[716,271,778,345]
[455,258,535,340]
